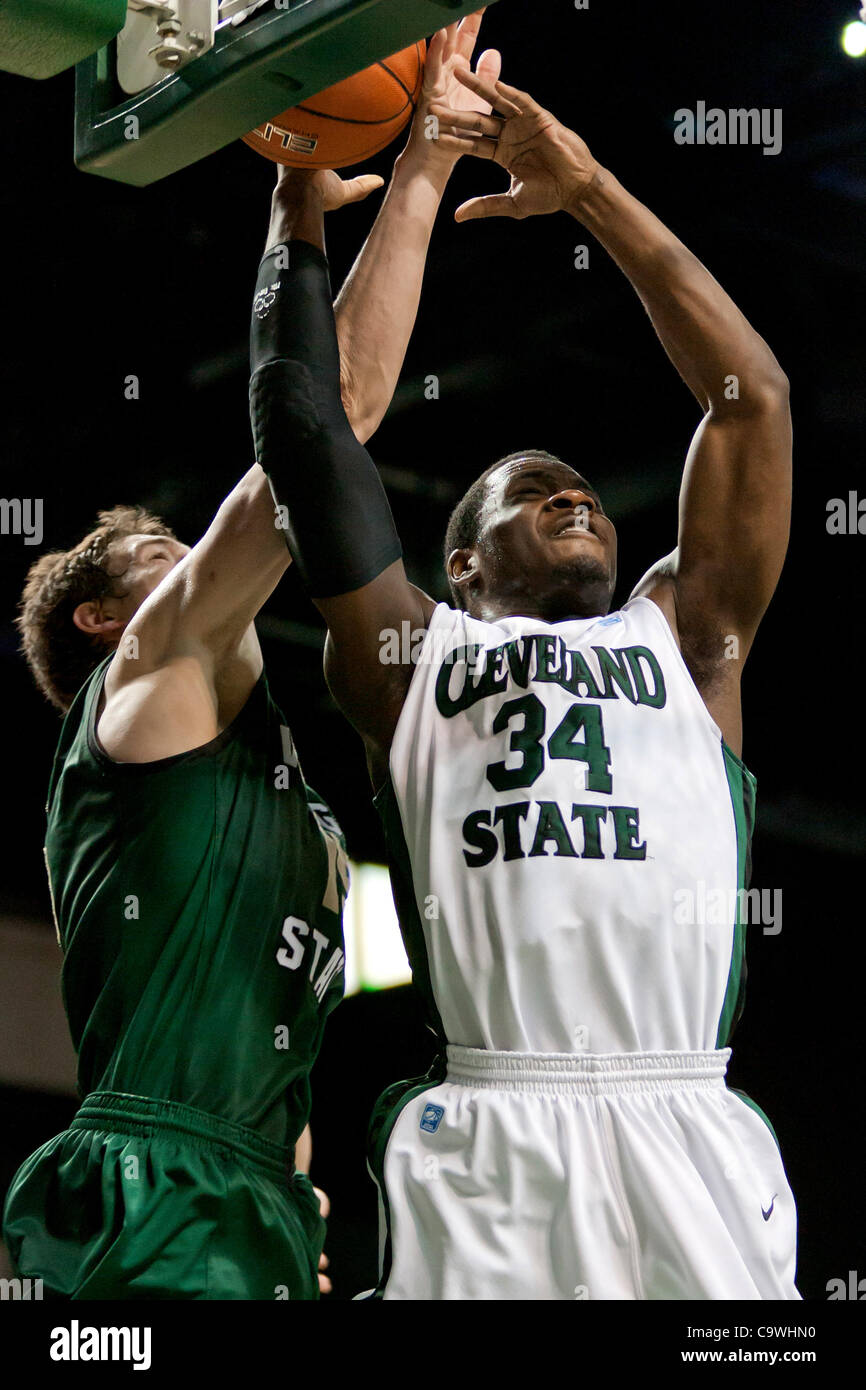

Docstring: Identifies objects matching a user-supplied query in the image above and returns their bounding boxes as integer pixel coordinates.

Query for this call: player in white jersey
[252,55,797,1298]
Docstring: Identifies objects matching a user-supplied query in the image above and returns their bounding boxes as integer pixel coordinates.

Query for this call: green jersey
[44,655,347,1150]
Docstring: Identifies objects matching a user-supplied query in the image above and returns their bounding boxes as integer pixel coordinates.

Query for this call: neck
[472,593,610,625]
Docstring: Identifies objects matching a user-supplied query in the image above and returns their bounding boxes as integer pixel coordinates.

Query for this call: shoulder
[97,641,263,765]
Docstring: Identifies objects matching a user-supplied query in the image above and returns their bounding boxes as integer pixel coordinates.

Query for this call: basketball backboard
[0,0,127,79]
[74,0,501,186]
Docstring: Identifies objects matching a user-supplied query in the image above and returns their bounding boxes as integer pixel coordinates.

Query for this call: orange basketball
[242,41,426,170]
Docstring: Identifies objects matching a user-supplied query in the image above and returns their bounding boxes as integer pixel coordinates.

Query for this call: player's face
[459,459,617,620]
[105,534,191,623]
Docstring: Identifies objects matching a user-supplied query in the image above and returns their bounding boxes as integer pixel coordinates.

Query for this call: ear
[447,548,481,600]
[72,601,125,638]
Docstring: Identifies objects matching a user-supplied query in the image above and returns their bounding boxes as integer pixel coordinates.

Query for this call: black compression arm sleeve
[248,239,402,598]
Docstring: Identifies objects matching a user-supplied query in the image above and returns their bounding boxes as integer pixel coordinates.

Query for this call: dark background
[1,0,864,1301]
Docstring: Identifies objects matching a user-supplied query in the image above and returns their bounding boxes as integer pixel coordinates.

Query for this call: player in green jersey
[2,15,501,1298]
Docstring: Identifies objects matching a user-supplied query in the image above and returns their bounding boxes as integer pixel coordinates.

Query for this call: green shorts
[2,1091,325,1300]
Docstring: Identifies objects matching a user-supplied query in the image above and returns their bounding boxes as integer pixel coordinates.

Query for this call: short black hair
[443,449,592,609]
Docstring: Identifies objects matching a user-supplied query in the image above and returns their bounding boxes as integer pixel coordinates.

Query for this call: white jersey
[377,596,756,1056]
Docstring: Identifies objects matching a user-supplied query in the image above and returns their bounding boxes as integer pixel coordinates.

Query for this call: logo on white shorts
[420,1103,444,1133]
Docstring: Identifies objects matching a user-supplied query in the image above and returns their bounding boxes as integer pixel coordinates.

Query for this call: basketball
[242,41,426,170]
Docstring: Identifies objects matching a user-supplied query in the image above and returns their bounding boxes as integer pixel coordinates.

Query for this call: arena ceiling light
[841,19,866,56]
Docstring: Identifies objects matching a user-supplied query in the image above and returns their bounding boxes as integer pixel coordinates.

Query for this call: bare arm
[333,15,501,442]
[98,465,290,762]
[573,171,788,416]
[574,170,791,753]
[334,156,451,443]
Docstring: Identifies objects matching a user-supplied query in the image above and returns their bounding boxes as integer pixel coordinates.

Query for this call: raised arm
[332,14,501,442]
[93,464,291,762]
[570,174,790,700]
[442,68,792,753]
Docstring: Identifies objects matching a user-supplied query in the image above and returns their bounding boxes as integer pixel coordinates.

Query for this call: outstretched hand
[267,165,383,255]
[405,9,502,173]
[430,66,600,221]
[273,164,384,212]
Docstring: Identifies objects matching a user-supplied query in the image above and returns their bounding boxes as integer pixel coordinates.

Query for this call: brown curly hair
[17,505,177,714]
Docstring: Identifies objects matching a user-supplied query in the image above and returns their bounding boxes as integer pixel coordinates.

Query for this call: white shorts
[371,1046,800,1301]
